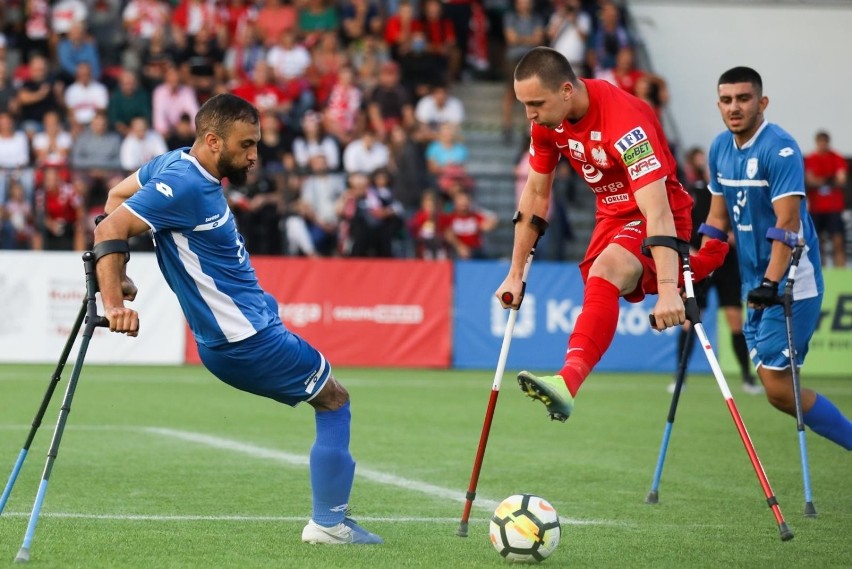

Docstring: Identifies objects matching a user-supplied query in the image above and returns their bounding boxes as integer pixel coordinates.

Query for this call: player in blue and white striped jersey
[94,94,384,543]
[703,66,851,450]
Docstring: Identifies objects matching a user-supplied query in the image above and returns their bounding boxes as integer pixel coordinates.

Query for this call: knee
[310,376,350,411]
[588,256,640,294]
[764,385,795,415]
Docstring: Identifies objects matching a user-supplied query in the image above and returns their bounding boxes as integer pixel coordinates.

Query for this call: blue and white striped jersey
[124,148,277,347]
[708,121,823,300]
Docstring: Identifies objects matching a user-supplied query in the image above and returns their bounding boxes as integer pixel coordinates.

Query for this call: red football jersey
[440,211,488,249]
[528,79,692,221]
[804,150,847,213]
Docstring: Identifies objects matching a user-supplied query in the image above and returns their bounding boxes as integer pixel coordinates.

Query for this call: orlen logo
[591,181,624,193]
[582,163,603,183]
[628,155,661,180]
[603,194,629,204]
[614,127,647,154]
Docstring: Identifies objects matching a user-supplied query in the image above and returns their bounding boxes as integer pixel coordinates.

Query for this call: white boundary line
[142,427,610,526]
[1,513,484,523]
[1,425,613,526]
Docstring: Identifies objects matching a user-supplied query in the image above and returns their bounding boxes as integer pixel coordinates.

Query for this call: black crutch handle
[87,316,110,328]
[649,296,701,329]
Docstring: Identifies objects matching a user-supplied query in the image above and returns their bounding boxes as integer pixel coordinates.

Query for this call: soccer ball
[489,494,561,563]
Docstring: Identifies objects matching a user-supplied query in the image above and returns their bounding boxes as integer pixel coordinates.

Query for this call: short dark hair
[195,94,259,141]
[514,47,578,92]
[815,130,830,143]
[718,66,763,96]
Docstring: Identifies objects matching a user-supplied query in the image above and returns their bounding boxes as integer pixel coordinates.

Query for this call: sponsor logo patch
[621,141,653,166]
[591,181,624,193]
[614,126,648,154]
[778,147,794,157]
[581,163,603,183]
[628,155,661,180]
[603,194,629,205]
[567,139,586,162]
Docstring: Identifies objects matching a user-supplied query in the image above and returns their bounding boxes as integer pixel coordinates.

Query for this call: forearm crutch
[0,302,86,517]
[14,251,109,563]
[644,236,793,541]
[769,230,816,518]
[457,214,546,538]
[645,322,695,504]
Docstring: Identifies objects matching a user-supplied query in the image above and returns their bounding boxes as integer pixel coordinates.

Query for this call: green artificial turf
[1,365,850,568]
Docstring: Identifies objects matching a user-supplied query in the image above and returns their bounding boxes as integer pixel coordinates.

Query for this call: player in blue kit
[702,67,852,450]
[93,94,384,543]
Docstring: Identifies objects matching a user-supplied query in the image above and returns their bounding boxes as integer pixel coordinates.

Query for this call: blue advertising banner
[453,260,717,373]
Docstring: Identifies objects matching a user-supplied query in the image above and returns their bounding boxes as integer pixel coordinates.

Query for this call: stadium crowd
[2,1,841,264]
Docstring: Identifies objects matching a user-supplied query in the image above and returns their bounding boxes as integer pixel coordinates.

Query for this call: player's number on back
[155,182,174,198]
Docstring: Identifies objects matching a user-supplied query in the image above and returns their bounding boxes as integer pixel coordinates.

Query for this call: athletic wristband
[93,239,130,264]
[765,227,799,249]
[697,223,727,242]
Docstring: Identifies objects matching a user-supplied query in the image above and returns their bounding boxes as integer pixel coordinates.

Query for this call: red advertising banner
[185,258,452,368]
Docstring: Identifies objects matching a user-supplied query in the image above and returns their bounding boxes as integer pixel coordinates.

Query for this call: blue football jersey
[707,121,823,300]
[124,148,278,347]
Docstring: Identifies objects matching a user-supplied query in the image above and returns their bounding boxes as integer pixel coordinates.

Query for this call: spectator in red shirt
[384,0,422,59]
[805,130,848,268]
[35,166,85,251]
[408,190,447,259]
[308,31,347,108]
[322,65,362,145]
[441,190,497,259]
[256,0,297,48]
[231,60,293,118]
[597,46,644,95]
[171,0,221,46]
[122,0,171,53]
[219,0,257,46]
[421,0,459,81]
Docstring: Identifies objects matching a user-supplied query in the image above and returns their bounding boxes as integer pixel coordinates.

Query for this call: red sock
[688,239,729,284]
[558,277,620,397]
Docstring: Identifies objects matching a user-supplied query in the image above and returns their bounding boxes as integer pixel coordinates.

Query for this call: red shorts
[578,213,691,303]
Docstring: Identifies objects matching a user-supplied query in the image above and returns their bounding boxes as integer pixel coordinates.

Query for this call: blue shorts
[198,295,331,406]
[744,294,822,371]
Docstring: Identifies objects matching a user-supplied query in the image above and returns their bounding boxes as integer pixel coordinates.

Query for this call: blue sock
[803,394,852,450]
[310,402,356,526]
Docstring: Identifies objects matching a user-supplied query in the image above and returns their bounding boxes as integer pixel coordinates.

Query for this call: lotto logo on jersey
[621,141,654,166]
[614,127,648,154]
[628,155,661,180]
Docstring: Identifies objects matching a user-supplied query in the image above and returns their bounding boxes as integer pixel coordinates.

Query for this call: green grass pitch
[1,364,850,568]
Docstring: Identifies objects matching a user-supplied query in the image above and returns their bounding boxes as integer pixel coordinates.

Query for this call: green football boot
[517,371,574,422]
